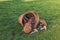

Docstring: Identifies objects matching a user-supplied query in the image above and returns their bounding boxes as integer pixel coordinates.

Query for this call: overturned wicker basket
[18,11,40,33]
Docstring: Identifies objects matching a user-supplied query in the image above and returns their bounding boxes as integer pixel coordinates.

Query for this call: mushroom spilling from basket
[18,11,47,34]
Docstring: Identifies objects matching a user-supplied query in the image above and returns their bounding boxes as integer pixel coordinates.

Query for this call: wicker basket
[18,11,39,28]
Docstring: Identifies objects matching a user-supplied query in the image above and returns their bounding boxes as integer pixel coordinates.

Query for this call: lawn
[0,0,60,40]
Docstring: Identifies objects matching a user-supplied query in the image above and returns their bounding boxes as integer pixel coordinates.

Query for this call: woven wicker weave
[18,11,39,33]
[18,11,39,28]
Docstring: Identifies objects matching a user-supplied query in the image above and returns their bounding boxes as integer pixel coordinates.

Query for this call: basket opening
[22,13,35,26]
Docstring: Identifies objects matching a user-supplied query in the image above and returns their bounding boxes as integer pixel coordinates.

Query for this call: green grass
[0,0,60,40]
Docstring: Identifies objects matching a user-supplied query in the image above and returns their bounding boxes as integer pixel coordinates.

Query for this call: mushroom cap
[23,26,32,34]
[23,19,32,34]
[40,19,47,26]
